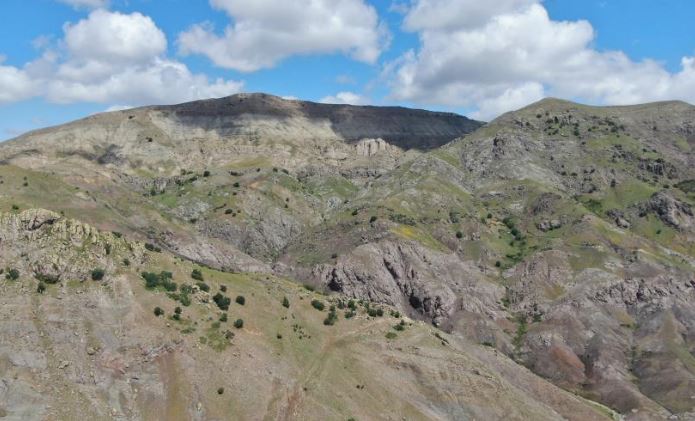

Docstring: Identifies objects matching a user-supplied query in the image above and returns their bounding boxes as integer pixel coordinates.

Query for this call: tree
[5,268,19,281]
[191,269,204,281]
[37,282,46,294]
[282,296,290,308]
[235,295,245,305]
[91,268,105,281]
[154,307,164,317]
[233,319,244,329]
[311,300,325,311]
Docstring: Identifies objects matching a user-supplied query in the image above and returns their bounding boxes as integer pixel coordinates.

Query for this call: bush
[282,296,290,308]
[203,170,211,177]
[217,387,224,395]
[213,293,231,311]
[122,258,130,266]
[191,269,204,281]
[141,271,176,291]
[91,268,105,281]
[323,310,338,326]
[311,299,325,311]
[495,261,501,268]
[5,268,19,281]
[385,332,397,339]
[174,306,182,315]
[196,281,210,292]
[37,281,46,294]
[347,300,357,310]
[369,215,377,223]
[225,208,234,215]
[235,295,245,305]
[220,285,227,293]
[455,231,463,239]
[219,313,228,322]
[154,307,164,317]
[233,319,244,329]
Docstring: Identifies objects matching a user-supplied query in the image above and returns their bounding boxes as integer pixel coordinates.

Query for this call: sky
[0,0,694,140]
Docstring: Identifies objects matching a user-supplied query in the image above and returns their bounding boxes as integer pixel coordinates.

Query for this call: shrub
[323,310,338,326]
[233,182,240,188]
[225,209,234,215]
[203,170,211,177]
[345,310,356,319]
[385,332,397,339]
[220,313,228,322]
[233,319,244,329]
[144,243,161,252]
[91,268,105,281]
[376,308,384,317]
[282,296,290,308]
[196,281,210,292]
[174,306,182,315]
[213,293,231,311]
[351,209,359,216]
[235,295,245,305]
[191,269,204,281]
[495,261,501,268]
[311,300,325,311]
[154,307,164,317]
[122,258,130,266]
[303,284,315,292]
[455,231,463,239]
[369,216,377,223]
[217,387,224,395]
[141,271,176,291]
[5,268,19,281]
[393,322,405,331]
[11,204,19,211]
[347,300,357,310]
[220,285,227,292]
[367,308,378,317]
[37,282,46,294]
[486,213,493,219]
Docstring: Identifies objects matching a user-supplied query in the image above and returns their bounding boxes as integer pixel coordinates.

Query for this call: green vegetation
[311,299,325,311]
[233,319,244,329]
[235,295,245,305]
[213,293,231,311]
[154,307,164,317]
[191,269,204,281]
[282,296,290,308]
[5,268,19,281]
[141,271,177,291]
[91,268,105,281]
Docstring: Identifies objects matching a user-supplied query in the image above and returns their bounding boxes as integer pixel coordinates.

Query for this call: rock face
[645,191,694,230]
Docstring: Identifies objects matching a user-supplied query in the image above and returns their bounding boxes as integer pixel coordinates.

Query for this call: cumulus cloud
[57,0,109,9]
[0,10,243,107]
[319,91,369,105]
[0,64,37,104]
[389,0,695,120]
[179,0,389,72]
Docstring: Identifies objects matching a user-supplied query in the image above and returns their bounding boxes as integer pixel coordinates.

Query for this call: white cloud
[63,10,167,64]
[0,64,37,104]
[179,0,389,72]
[0,10,243,107]
[57,0,109,10]
[389,1,695,120]
[319,91,368,105]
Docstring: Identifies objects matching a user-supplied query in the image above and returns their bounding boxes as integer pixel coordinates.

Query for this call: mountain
[1,93,694,420]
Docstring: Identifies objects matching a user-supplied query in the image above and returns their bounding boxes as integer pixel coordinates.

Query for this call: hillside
[1,94,695,419]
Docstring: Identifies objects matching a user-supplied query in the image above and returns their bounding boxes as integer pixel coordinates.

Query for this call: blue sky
[1,0,694,140]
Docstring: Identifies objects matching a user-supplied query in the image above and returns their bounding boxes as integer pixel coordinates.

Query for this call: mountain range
[0,93,694,420]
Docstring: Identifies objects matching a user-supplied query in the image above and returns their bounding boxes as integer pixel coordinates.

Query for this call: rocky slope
[0,209,614,420]
[1,94,695,419]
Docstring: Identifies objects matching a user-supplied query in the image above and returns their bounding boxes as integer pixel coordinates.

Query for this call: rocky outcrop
[644,191,694,230]
[313,240,503,326]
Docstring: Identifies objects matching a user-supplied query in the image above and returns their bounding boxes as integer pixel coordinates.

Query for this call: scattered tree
[91,268,105,281]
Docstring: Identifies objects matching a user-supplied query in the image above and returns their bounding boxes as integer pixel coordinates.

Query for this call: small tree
[5,268,19,281]
[37,281,46,294]
[233,319,244,329]
[282,296,290,308]
[311,299,325,311]
[154,307,164,317]
[235,295,245,305]
[191,269,204,281]
[91,268,105,281]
